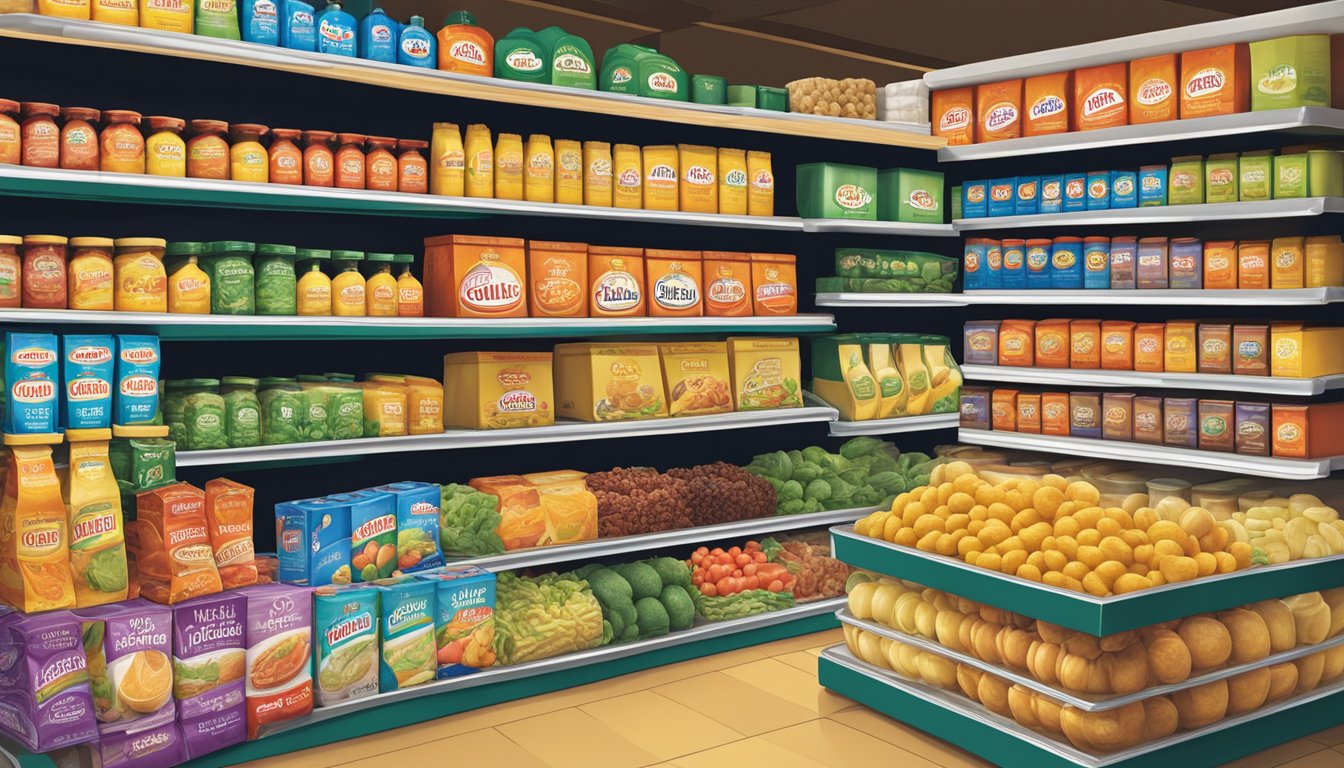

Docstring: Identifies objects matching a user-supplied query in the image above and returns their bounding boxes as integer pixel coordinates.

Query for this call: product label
[1186,68,1226,98]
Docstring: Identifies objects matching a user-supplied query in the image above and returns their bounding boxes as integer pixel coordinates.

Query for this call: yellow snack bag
[582,141,612,207]
[612,144,642,209]
[64,440,128,607]
[554,139,583,205]
[360,381,408,437]
[463,124,493,199]
[678,144,718,213]
[642,145,678,211]
[493,132,524,201]
[0,444,76,612]
[747,150,774,216]
[718,148,748,215]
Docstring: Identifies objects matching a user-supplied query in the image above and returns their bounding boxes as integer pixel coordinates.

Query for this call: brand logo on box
[834,184,871,209]
[984,102,1018,130]
[14,347,56,366]
[940,107,970,132]
[1186,68,1226,98]
[1082,87,1124,116]
[505,49,543,72]
[908,190,937,210]
[1136,78,1173,105]
[1030,95,1065,120]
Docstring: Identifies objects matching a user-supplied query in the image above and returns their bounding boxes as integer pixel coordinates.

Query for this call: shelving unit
[958,287,1344,306]
[827,413,959,437]
[960,364,1344,396]
[799,219,957,236]
[954,197,1344,231]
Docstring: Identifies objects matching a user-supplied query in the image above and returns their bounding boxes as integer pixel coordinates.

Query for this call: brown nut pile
[786,77,877,119]
[587,462,775,537]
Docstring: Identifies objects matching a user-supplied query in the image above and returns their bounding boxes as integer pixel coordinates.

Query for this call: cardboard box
[1024,72,1071,135]
[442,351,554,429]
[554,343,667,421]
[527,240,587,317]
[1180,44,1250,118]
[1129,54,1178,123]
[975,79,1023,140]
[931,87,976,144]
[422,235,527,318]
[727,336,802,411]
[1074,63,1128,130]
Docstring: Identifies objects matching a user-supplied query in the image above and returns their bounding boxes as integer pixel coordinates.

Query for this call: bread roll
[1265,662,1299,703]
[935,610,967,652]
[1057,653,1093,692]
[916,651,958,689]
[1171,679,1229,729]
[1076,701,1147,752]
[1218,608,1272,664]
[1033,693,1065,736]
[1322,588,1344,638]
[849,580,879,619]
[1224,667,1271,716]
[1282,593,1331,645]
[1141,696,1180,742]
[972,619,1001,663]
[1105,642,1150,694]
[1248,599,1297,652]
[978,672,1012,716]
[1027,640,1062,685]
[1177,616,1233,669]
[1007,685,1039,729]
[957,612,978,652]
[956,663,982,701]
[1144,628,1193,684]
[1062,633,1104,660]
[869,582,903,625]
[1036,621,1070,644]
[1295,651,1326,693]
[1319,645,1344,683]
[1099,630,1140,653]
[998,627,1033,669]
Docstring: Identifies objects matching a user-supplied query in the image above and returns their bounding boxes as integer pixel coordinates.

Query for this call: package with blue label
[1000,239,1026,289]
[962,180,988,218]
[1025,239,1052,289]
[1040,175,1063,213]
[372,481,443,574]
[276,496,352,586]
[1083,237,1111,289]
[1051,237,1083,289]
[1014,176,1040,216]
[312,584,380,706]
[63,335,115,433]
[328,489,398,583]
[987,178,1015,217]
[1063,173,1086,212]
[4,331,60,435]
[961,239,995,290]
[1139,165,1168,206]
[114,335,160,427]
[1085,170,1110,210]
[373,576,437,691]
[417,565,497,677]
[1110,170,1137,208]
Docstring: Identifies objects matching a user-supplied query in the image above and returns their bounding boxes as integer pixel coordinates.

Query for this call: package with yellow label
[63,440,128,607]
[658,343,732,417]
[1269,323,1344,377]
[443,352,554,430]
[554,343,667,422]
[0,444,76,612]
[727,337,802,411]
[367,373,443,435]
[522,471,597,545]
[810,335,879,421]
[921,334,964,415]
[469,475,544,550]
[678,144,718,213]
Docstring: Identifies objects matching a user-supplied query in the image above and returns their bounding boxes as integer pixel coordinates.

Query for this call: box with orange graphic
[932,87,976,144]
[750,253,797,316]
[423,235,528,318]
[975,79,1022,141]
[1180,44,1250,118]
[1074,63,1128,131]
[133,482,223,605]
[1023,72,1071,136]
[1129,54,1178,123]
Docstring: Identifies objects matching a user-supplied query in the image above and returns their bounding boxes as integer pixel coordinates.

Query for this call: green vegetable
[619,562,662,601]
[202,243,256,315]
[801,446,829,467]
[779,499,806,515]
[760,537,785,562]
[493,571,605,666]
[254,245,297,315]
[644,557,691,590]
[326,387,364,440]
[660,584,695,631]
[790,464,819,484]
[221,379,261,448]
[258,381,304,445]
[804,479,832,502]
[839,437,884,459]
[867,472,906,494]
[695,589,795,622]
[85,547,128,593]
[778,480,804,502]
[634,596,670,638]
[439,483,504,556]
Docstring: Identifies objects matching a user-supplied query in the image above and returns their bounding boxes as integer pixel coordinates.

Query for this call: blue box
[984,240,1003,288]
[1040,175,1063,214]
[114,335,160,427]
[1139,165,1168,206]
[1085,170,1110,210]
[1111,171,1137,209]
[1063,174,1086,212]
[4,331,60,435]
[373,576,437,692]
[962,240,989,290]
[374,481,444,574]
[1000,239,1026,289]
[988,178,1016,217]
[962,180,988,218]
[417,565,496,679]
[1051,238,1083,289]
[338,490,398,583]
[1014,176,1040,216]
[1083,238,1111,289]
[276,496,353,586]
[62,335,114,431]
[1025,240,1052,289]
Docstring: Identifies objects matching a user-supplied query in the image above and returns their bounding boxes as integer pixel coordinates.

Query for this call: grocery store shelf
[814,292,969,308]
[938,108,1344,161]
[957,428,1344,480]
[960,364,1344,396]
[837,609,1344,712]
[800,219,957,236]
[959,287,1344,306]
[830,525,1344,635]
[175,406,840,468]
[924,1,1344,88]
[819,645,1344,768]
[454,508,876,572]
[0,14,941,150]
[0,308,837,341]
[828,412,960,436]
[954,197,1344,231]
[0,165,804,230]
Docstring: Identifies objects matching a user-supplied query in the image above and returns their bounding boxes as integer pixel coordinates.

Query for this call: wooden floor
[238,629,1344,768]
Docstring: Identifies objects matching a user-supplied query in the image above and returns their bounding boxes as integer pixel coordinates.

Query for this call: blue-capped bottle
[359,6,396,62]
[241,0,279,45]
[316,0,357,57]
[397,15,435,68]
[279,0,316,51]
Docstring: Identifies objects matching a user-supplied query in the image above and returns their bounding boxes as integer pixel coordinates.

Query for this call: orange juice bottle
[494,132,523,200]
[463,123,493,198]
[364,252,398,316]
[436,11,493,75]
[330,250,366,316]
[429,122,464,196]
[394,253,423,316]
[524,134,554,203]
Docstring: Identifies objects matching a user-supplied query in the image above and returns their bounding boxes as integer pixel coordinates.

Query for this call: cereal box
[275,496,352,587]
[659,342,732,417]
[417,566,496,678]
[1274,152,1308,199]
[1204,240,1238,289]
[641,145,678,211]
[527,241,588,318]
[421,235,527,318]
[975,79,1022,141]
[1023,72,1070,136]
[1180,44,1250,118]
[702,252,751,317]
[373,576,437,691]
[240,584,313,739]
[555,343,667,421]
[1074,63,1128,130]
[589,246,646,317]
[646,250,703,317]
[1139,165,1167,206]
[441,351,555,430]
[4,331,60,435]
[1240,150,1273,200]
[750,253,796,315]
[1014,176,1040,216]
[1272,403,1344,458]
[678,144,718,214]
[987,177,1014,217]
[312,585,379,706]
[0,610,98,752]
[1169,155,1204,205]
[931,88,975,144]
[727,337,802,411]
[335,490,397,583]
[170,591,247,758]
[133,483,223,605]
[75,600,175,735]
[1063,173,1086,211]
[204,478,257,590]
[373,481,443,574]
[1085,170,1109,210]
[1129,54,1178,123]
[1250,35,1331,111]
[0,444,77,612]
[1040,176,1062,213]
[62,335,114,432]
[113,336,160,427]
[962,180,988,218]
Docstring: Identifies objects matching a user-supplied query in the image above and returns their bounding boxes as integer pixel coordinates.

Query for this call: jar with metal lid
[202,240,255,315]
[254,243,297,315]
[363,251,397,316]
[0,234,20,308]
[365,136,398,191]
[220,376,261,447]
[22,234,68,308]
[19,102,59,168]
[268,128,302,185]
[397,139,427,194]
[59,107,99,171]
[145,116,186,177]
[334,132,366,189]
[179,377,227,451]
[99,109,145,174]
[0,99,18,165]
[258,377,304,444]
[394,252,423,317]
[296,248,331,316]
[330,249,365,316]
[229,123,269,183]
[67,236,115,311]
[112,237,167,312]
[164,241,210,314]
[301,130,334,187]
[186,119,230,180]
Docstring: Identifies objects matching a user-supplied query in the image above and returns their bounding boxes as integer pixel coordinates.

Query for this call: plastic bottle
[139,0,193,33]
[359,6,396,63]
[92,0,137,26]
[0,100,19,166]
[279,0,316,51]
[429,122,463,196]
[365,136,398,191]
[59,107,100,171]
[494,132,523,200]
[269,128,302,184]
[329,249,366,316]
[145,116,187,177]
[523,133,554,203]
[0,236,19,308]
[195,0,240,39]
[397,15,435,68]
[241,0,278,44]
[334,132,366,189]
[164,241,211,314]
[302,129,334,186]
[187,119,230,180]
[67,237,115,311]
[296,248,331,315]
[495,27,547,83]
[20,102,60,168]
[583,140,612,207]
[393,253,422,316]
[397,139,427,194]
[436,10,492,75]
[100,110,145,174]
[463,123,492,198]
[537,26,595,89]
[363,252,397,316]
[316,1,356,57]
[553,138,582,205]
[229,123,269,182]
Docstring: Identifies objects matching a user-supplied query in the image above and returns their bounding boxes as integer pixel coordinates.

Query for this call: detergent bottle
[397,15,435,68]
[279,0,316,51]
[495,27,548,84]
[316,0,356,57]
[537,26,595,89]
[241,0,279,45]
[436,10,492,75]
[359,6,396,63]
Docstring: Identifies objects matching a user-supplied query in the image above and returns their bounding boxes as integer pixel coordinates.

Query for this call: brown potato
[977,672,1012,716]
[1295,651,1326,693]
[956,663,982,701]
[1079,701,1147,752]
[1177,616,1233,670]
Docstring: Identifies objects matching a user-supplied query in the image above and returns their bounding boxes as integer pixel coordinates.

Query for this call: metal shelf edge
[959,365,1341,396]
[954,198,1341,231]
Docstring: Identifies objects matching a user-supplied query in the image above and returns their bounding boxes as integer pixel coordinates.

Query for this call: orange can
[645,249,703,317]
[528,240,588,317]
[589,246,646,317]
[1074,63,1128,131]
[1023,72,1071,136]
[1129,54,1178,124]
[702,251,752,317]
[1180,44,1249,118]
[931,87,976,145]
[975,79,1022,141]
[750,253,797,315]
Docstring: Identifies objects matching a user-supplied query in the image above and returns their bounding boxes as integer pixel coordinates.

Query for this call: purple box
[0,610,99,752]
[963,321,1001,365]
[240,584,314,740]
[959,388,990,431]
[74,600,175,736]
[89,721,186,768]
[1169,237,1203,289]
[1137,237,1169,290]
[1236,402,1271,456]
[172,592,247,758]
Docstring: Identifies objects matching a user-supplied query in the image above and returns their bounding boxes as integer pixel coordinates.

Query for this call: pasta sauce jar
[0,99,19,165]
[21,234,68,309]
[99,109,145,174]
[187,119,230,180]
[112,237,168,312]
[67,236,115,311]
[0,235,20,308]
[397,139,428,194]
[301,130,335,187]
[269,128,302,185]
[334,133,366,189]
[229,123,269,182]
[365,136,398,191]
[59,107,100,171]
[145,116,187,177]
[20,102,60,168]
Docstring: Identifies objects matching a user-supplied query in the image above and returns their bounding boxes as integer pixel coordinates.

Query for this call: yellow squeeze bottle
[583,140,612,207]
[297,248,332,316]
[429,122,464,196]
[463,123,493,198]
[494,132,523,201]
[93,0,137,24]
[139,0,192,32]
[554,139,583,205]
[165,243,211,314]
[330,250,366,316]
[364,252,398,316]
[524,134,554,204]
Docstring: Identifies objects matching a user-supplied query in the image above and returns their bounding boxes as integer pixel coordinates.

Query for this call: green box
[796,162,878,220]
[727,84,757,107]
[1240,151,1274,200]
[951,186,963,220]
[877,167,945,223]
[1275,153,1309,198]
[1308,149,1344,197]
[1168,155,1205,205]
[1205,153,1239,204]
[1250,34,1332,111]
[756,86,788,112]
[691,74,726,104]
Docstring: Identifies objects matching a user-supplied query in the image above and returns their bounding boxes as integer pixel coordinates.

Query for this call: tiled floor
[239,630,1344,768]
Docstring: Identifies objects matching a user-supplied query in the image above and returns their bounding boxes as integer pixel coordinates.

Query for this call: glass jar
[59,107,99,171]
[397,139,427,194]
[268,128,302,185]
[393,252,422,317]
[0,99,19,165]
[187,119,230,180]
[0,235,20,308]
[365,136,397,191]
[334,132,366,189]
[254,242,297,315]
[363,251,397,316]
[20,102,60,168]
[180,377,227,451]
[229,123,269,183]
[112,237,167,312]
[67,236,115,311]
[329,249,365,316]
[202,240,255,315]
[296,248,331,315]
[258,377,304,444]
[220,376,262,448]
[161,379,192,445]
[21,234,68,308]
[145,116,186,177]
[301,130,334,187]
[99,110,144,174]
[164,241,211,314]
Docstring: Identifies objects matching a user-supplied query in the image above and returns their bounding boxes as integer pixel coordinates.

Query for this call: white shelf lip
[453,508,875,573]
[939,108,1344,161]
[957,428,1344,480]
[800,219,957,236]
[828,412,960,436]
[265,596,845,733]
[924,1,1344,89]
[954,197,1344,230]
[175,405,840,466]
[959,287,1344,306]
[814,292,969,308]
[960,364,1344,396]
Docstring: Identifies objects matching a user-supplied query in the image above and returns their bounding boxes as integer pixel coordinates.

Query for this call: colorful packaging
[991,389,1018,431]
[1203,240,1238,289]
[1198,323,1232,374]
[997,320,1034,367]
[421,235,527,319]
[1085,170,1109,210]
[1040,175,1063,213]
[962,180,988,218]
[747,150,774,217]
[1035,319,1070,368]
[0,444,76,612]
[418,566,496,678]
[440,351,555,430]
[527,240,587,318]
[702,252,751,317]
[1063,173,1086,211]
[63,335,115,432]
[1180,44,1250,118]
[645,250,703,317]
[659,342,732,417]
[241,584,313,739]
[750,253,796,315]
[1082,237,1110,289]
[677,144,717,214]
[1000,239,1025,289]
[76,600,175,734]
[554,343,668,420]
[1169,237,1204,289]
[64,440,128,607]
[795,162,876,220]
[1014,176,1039,216]
[1136,237,1169,289]
[1103,393,1134,441]
[1074,63,1128,130]
[1109,236,1137,289]
[0,611,98,752]
[1129,54,1178,123]
[312,585,379,706]
[1238,240,1270,288]
[1164,321,1198,373]
[341,490,397,583]
[879,167,944,224]
[1025,239,1051,289]
[726,336,802,411]
[1110,170,1137,208]
[612,143,641,210]
[1205,153,1239,203]
[1271,235,1306,289]
[1240,151,1273,201]
[374,576,437,691]
[717,148,747,216]
[1138,165,1167,206]
[1272,403,1344,458]
[984,240,1003,288]
[1133,397,1163,444]
[931,88,975,144]
[1163,397,1198,448]
[958,388,990,430]
[1023,72,1070,136]
[975,79,1022,141]
[962,321,999,366]
[987,177,1014,217]
[374,481,443,574]
[204,478,257,590]
[275,497,352,586]
[1236,402,1270,456]
[170,591,247,759]
[1041,392,1070,436]
[1101,321,1135,369]
[1069,392,1102,439]
[961,240,989,291]
[1017,393,1042,434]
[1169,156,1204,205]
[114,335,160,427]
[589,246,646,317]
[84,720,186,768]
[1235,325,1269,376]
[1050,237,1082,289]
[1306,235,1344,287]
[4,332,60,435]
[1274,152,1308,199]
[1250,35,1331,111]
[1134,323,1165,372]
[133,483,222,605]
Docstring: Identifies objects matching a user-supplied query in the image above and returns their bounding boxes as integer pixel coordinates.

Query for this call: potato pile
[785,77,877,119]
[1223,496,1344,563]
[855,462,1252,596]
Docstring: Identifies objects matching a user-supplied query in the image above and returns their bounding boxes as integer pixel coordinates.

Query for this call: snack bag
[4,332,60,435]
[469,475,544,550]
[417,565,496,678]
[133,483,223,605]
[312,584,379,706]
[0,444,76,611]
[84,721,186,768]
[63,335,115,432]
[75,600,176,734]
[171,591,248,759]
[0,611,99,752]
[241,584,313,739]
[204,478,258,589]
[374,576,437,691]
[64,439,129,607]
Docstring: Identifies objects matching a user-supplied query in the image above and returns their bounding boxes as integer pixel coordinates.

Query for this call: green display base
[831,525,1344,636]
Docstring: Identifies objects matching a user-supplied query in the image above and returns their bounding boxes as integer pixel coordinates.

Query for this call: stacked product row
[810,334,962,421]
[794,162,945,223]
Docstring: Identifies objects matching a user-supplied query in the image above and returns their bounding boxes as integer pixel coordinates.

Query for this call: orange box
[1134,323,1165,372]
[750,253,796,316]
[528,240,588,317]
[1034,318,1071,368]
[932,87,976,145]
[998,319,1035,367]
[423,234,527,318]
[1041,392,1071,436]
[645,249,702,317]
[1023,72,1071,136]
[1272,403,1344,458]
[589,246,645,317]
[134,482,223,605]
[1101,320,1136,370]
[1238,240,1270,289]
[1069,319,1101,369]
[1163,321,1198,373]
[975,79,1023,141]
[1180,44,1250,118]
[1203,240,1238,289]
[991,389,1019,432]
[1017,393,1042,434]
[1128,54,1178,124]
[702,251,752,317]
[1074,63,1128,131]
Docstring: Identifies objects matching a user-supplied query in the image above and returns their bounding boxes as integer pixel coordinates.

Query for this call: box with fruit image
[335,490,398,583]
[373,482,444,575]
[417,566,496,678]
[240,584,313,739]
[75,600,176,736]
[373,576,438,691]
[170,591,247,759]
[313,585,380,706]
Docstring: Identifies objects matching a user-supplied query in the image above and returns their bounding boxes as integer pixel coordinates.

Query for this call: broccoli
[608,610,626,640]
[621,562,663,601]
[587,568,633,606]
[635,597,671,638]
[778,480,804,502]
[660,585,696,631]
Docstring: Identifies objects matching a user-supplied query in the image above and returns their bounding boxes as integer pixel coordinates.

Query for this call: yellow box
[1306,235,1344,288]
[1270,323,1344,377]
[1271,235,1306,289]
[554,343,668,421]
[442,351,554,429]
[522,469,588,492]
[1163,321,1198,373]
[727,336,803,411]
[658,342,733,417]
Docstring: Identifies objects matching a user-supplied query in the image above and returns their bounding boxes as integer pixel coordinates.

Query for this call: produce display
[575,558,697,643]
[795,162,944,223]
[490,570,607,666]
[785,77,878,119]
[744,437,940,515]
[586,462,775,537]
[816,248,959,294]
[812,333,961,421]
[689,534,851,604]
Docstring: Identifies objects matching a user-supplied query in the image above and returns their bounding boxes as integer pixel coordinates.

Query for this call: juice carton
[1014,176,1040,215]
[240,584,313,739]
[204,478,257,590]
[1129,54,1178,123]
[63,335,114,432]
[987,177,1014,217]
[1250,35,1331,111]
[1074,63,1128,130]
[1205,153,1239,203]
[373,481,443,574]
[1168,156,1204,205]
[1239,151,1273,201]
[0,610,98,752]
[931,87,975,144]
[1138,165,1167,206]
[962,180,988,218]
[133,483,222,605]
[1040,175,1063,213]
[417,565,496,678]
[1,444,77,611]
[373,576,437,691]
[275,496,352,586]
[1085,170,1110,210]
[1180,44,1250,118]
[113,335,160,427]
[312,584,379,706]
[1023,72,1070,136]
[975,79,1022,140]
[337,490,397,583]
[1063,173,1086,211]
[1110,171,1137,208]
[4,331,60,435]
[1050,237,1082,289]
[75,600,175,735]
[171,591,247,759]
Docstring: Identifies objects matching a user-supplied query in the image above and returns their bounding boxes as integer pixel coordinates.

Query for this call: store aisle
[238,629,1344,768]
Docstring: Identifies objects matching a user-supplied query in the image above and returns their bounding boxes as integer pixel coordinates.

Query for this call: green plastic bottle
[537,26,595,90]
[195,0,241,39]
[495,27,549,83]
[600,43,688,101]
